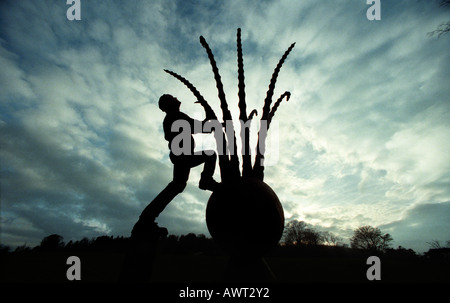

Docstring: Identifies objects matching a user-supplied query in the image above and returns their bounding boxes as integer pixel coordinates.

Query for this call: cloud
[380,201,450,253]
[0,43,34,101]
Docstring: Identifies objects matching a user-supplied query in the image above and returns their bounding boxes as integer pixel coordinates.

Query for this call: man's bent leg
[199,151,219,191]
[131,161,190,239]
[138,180,187,223]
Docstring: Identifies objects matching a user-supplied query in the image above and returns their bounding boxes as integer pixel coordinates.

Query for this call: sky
[0,0,449,253]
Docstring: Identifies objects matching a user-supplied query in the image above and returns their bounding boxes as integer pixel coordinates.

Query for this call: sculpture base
[206,178,284,257]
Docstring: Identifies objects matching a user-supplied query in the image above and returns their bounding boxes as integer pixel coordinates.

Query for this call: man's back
[163,111,196,154]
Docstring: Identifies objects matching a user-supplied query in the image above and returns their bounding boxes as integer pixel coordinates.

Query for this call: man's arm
[179,112,213,134]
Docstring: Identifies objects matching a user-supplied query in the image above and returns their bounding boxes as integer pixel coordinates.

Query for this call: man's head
[159,94,181,113]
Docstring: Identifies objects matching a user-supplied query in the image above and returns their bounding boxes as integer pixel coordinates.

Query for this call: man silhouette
[131,94,219,239]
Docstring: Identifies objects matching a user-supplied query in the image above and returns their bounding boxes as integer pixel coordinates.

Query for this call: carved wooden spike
[253,43,295,180]
[200,35,240,179]
[248,109,258,120]
[199,36,232,122]
[163,69,217,120]
[237,28,253,178]
[237,28,247,122]
[268,91,290,128]
[260,43,296,121]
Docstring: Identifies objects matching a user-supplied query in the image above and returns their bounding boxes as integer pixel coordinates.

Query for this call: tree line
[283,221,393,252]
[282,220,449,260]
[1,220,449,260]
[0,233,220,255]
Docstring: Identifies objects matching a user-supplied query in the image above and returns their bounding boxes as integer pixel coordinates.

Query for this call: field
[1,250,448,284]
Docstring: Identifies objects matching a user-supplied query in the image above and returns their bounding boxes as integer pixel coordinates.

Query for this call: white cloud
[0,43,34,100]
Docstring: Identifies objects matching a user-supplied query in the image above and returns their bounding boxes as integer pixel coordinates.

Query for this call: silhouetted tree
[163,234,180,252]
[283,220,305,245]
[16,244,32,252]
[93,235,111,246]
[39,234,65,250]
[386,246,417,259]
[303,229,322,246]
[0,244,11,254]
[321,231,344,247]
[179,233,198,252]
[65,240,74,250]
[426,239,450,249]
[283,220,323,246]
[350,226,392,253]
[69,237,94,251]
[424,247,450,261]
[428,0,450,38]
